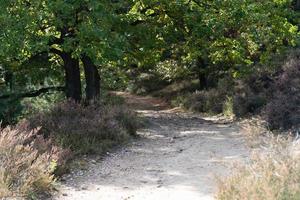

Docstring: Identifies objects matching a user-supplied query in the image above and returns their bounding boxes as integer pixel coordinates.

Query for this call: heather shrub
[264,57,300,130]
[0,122,70,199]
[180,78,231,114]
[232,74,270,118]
[28,101,139,155]
[233,94,266,117]
[186,89,225,113]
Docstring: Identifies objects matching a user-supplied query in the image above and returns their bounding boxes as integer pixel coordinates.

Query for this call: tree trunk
[296,0,300,10]
[61,53,82,102]
[196,58,208,90]
[81,55,100,101]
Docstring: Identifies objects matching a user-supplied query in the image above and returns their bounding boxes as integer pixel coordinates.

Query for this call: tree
[0,0,126,101]
[130,0,298,88]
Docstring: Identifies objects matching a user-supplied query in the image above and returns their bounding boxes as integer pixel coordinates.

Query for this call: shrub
[186,89,225,113]
[232,74,270,118]
[174,76,234,114]
[0,122,70,199]
[28,101,139,155]
[128,72,170,95]
[0,99,23,126]
[0,92,64,127]
[233,94,267,117]
[216,138,300,200]
[264,57,300,130]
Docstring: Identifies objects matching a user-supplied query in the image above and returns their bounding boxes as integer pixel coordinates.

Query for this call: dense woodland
[0,0,300,199]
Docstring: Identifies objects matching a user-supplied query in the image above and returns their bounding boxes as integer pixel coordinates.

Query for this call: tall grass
[217,122,300,200]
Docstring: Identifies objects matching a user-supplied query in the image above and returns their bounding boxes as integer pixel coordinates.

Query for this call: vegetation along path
[55,93,249,200]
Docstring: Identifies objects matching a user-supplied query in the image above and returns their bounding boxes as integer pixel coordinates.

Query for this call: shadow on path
[55,93,249,200]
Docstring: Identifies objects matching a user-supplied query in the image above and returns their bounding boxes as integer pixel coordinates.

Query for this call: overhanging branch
[0,86,65,100]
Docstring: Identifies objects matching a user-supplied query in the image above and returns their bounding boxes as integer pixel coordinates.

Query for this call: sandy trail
[55,93,249,200]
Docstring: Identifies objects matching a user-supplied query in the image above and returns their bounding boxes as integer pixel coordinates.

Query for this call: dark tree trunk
[296,0,300,10]
[81,55,100,101]
[61,53,82,102]
[196,58,208,90]
[4,71,13,91]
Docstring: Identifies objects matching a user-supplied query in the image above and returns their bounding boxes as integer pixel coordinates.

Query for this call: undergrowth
[28,100,140,155]
[1,94,140,199]
[0,122,70,199]
[217,118,300,200]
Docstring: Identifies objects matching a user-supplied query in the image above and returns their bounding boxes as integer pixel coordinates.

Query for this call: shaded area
[54,93,249,200]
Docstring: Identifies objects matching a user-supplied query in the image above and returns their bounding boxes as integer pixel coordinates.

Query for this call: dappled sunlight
[179,130,220,136]
[55,94,249,200]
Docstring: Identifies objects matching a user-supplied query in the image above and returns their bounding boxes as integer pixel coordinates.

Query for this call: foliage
[0,122,70,199]
[0,0,133,101]
[154,60,191,82]
[0,0,299,105]
[0,99,23,125]
[130,0,298,82]
[28,100,139,155]
[0,0,126,62]
[128,72,170,94]
[101,64,129,91]
[0,92,64,126]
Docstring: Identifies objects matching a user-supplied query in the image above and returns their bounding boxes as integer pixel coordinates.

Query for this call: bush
[185,89,225,113]
[264,57,300,130]
[28,101,139,155]
[0,99,23,126]
[232,74,270,118]
[128,72,170,95]
[179,77,233,114]
[0,92,64,127]
[233,94,267,117]
[216,138,300,200]
[0,122,70,199]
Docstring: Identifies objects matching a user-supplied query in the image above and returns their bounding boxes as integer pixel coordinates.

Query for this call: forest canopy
[0,0,299,115]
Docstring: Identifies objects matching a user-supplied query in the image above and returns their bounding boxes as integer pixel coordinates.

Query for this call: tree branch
[0,86,65,100]
[48,36,64,46]
[49,48,64,58]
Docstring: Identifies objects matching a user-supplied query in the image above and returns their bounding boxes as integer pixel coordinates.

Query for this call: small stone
[177,149,184,153]
[62,193,68,196]
[81,186,88,190]
[140,180,148,184]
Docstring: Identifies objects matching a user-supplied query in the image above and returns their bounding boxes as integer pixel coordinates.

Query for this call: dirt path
[55,93,249,200]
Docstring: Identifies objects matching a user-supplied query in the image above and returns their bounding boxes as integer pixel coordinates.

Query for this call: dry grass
[217,118,300,200]
[239,117,271,148]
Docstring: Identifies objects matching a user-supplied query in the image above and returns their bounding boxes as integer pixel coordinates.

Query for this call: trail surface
[55,93,249,200]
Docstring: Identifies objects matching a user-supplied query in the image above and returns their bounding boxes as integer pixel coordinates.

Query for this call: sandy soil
[54,93,249,200]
